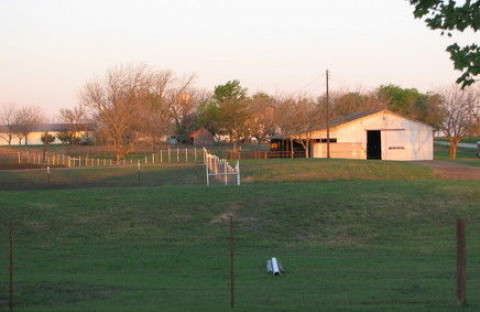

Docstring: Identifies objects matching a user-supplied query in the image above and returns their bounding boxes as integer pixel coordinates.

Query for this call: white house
[273,110,434,161]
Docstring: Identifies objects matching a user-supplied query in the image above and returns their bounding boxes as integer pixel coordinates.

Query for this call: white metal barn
[282,110,434,161]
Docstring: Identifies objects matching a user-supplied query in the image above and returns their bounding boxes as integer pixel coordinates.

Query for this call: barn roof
[279,109,431,139]
[189,127,212,138]
[323,109,384,129]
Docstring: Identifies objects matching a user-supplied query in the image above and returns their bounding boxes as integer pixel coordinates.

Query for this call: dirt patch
[209,203,243,224]
[417,161,480,180]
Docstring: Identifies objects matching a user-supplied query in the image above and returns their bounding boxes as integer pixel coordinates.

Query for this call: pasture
[0,158,479,311]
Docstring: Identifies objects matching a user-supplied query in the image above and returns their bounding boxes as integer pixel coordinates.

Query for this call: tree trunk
[151,136,155,154]
[297,140,309,158]
[42,146,47,165]
[449,139,459,159]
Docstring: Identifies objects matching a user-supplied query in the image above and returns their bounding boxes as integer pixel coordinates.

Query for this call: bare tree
[81,65,154,160]
[11,106,45,145]
[274,96,297,136]
[439,85,479,159]
[167,74,198,136]
[275,96,320,158]
[0,104,17,145]
[58,105,88,144]
[290,97,322,158]
[81,65,198,158]
[249,92,277,143]
[141,71,175,152]
[41,132,56,164]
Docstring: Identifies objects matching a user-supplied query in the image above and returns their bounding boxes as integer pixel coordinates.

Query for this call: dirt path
[418,161,480,180]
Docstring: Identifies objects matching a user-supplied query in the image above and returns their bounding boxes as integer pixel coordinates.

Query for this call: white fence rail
[204,148,240,186]
[1,148,205,168]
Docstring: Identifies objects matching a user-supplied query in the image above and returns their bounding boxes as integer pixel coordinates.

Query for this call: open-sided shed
[273,110,434,161]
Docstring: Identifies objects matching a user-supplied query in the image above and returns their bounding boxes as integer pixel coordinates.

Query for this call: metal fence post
[457,218,467,305]
[9,222,14,311]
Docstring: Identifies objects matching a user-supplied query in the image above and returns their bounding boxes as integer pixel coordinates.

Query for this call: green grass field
[0,159,479,311]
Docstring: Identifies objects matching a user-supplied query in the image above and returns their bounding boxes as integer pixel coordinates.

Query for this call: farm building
[0,123,95,146]
[271,109,434,161]
[189,128,214,145]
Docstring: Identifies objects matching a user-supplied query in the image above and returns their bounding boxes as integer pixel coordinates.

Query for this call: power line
[293,74,324,94]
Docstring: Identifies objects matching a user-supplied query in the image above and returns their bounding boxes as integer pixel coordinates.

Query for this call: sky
[0,0,476,118]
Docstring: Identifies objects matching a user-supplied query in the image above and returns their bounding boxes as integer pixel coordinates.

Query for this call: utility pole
[229,216,235,308]
[326,70,331,159]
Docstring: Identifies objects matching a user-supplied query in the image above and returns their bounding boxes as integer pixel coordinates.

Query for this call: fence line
[2,217,478,310]
[227,150,306,160]
[204,148,240,186]
[0,148,205,168]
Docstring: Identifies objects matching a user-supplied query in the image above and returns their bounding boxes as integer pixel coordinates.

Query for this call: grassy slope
[0,158,437,191]
[0,160,479,311]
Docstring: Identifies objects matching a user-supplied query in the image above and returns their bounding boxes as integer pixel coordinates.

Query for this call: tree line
[1,64,479,159]
[81,64,478,159]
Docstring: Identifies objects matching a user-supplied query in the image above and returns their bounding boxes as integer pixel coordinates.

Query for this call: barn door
[367,130,382,159]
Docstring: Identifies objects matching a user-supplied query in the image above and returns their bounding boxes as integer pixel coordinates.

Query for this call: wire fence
[0,164,206,191]
[1,144,477,170]
[0,218,479,311]
[0,149,243,190]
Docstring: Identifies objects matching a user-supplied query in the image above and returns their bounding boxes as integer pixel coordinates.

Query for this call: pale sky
[0,0,476,117]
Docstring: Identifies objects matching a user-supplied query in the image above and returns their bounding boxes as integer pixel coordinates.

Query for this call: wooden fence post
[236,161,240,186]
[457,218,467,305]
